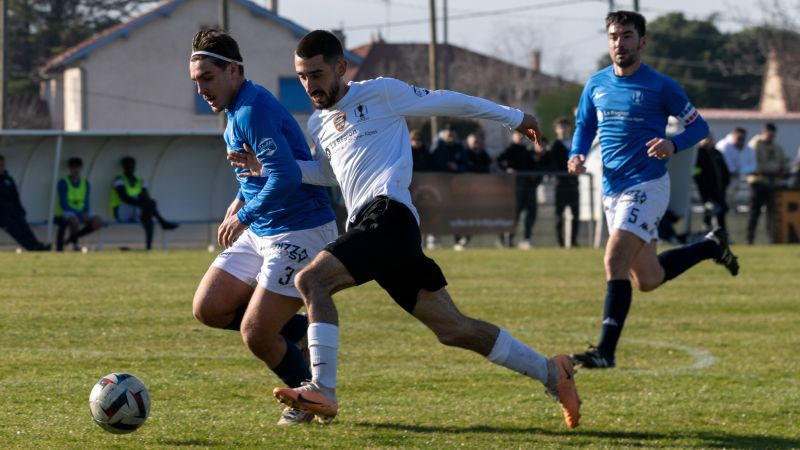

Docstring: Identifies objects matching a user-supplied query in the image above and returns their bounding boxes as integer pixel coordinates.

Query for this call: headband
[191,51,243,65]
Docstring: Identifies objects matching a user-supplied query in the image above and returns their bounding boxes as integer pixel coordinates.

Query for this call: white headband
[191,51,243,65]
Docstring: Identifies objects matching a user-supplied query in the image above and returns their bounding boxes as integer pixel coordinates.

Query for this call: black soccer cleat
[571,346,615,369]
[705,227,739,276]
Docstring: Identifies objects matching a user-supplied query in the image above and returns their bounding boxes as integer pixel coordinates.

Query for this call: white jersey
[299,77,524,224]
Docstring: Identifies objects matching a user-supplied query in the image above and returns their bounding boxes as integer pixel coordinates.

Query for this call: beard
[311,81,341,110]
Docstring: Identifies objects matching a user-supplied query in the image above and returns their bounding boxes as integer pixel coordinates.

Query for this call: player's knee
[191,293,218,327]
[633,274,661,292]
[294,267,322,298]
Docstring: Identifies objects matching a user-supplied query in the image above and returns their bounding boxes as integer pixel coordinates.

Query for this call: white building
[39,0,361,131]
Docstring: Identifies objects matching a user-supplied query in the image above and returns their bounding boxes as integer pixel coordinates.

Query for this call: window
[279,77,312,113]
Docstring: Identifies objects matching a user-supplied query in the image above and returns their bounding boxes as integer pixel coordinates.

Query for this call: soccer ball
[88,372,151,434]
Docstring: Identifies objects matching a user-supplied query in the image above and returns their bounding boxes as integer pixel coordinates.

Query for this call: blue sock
[658,240,717,282]
[272,337,311,388]
[279,313,308,344]
[597,279,632,359]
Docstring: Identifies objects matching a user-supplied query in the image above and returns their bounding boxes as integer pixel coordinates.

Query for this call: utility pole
[218,0,228,129]
[1,0,7,129]
[428,0,438,140]
[633,0,639,11]
[442,0,448,91]
[608,0,614,12]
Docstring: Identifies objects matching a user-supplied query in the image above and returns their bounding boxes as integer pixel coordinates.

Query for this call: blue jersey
[225,80,334,236]
[570,64,709,195]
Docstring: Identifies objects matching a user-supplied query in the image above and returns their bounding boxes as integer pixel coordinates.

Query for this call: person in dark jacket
[410,129,433,172]
[0,154,50,251]
[546,118,580,247]
[693,133,730,231]
[497,131,543,248]
[431,126,468,173]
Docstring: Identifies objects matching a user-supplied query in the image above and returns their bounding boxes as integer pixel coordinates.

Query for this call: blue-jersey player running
[188,28,337,425]
[567,11,739,369]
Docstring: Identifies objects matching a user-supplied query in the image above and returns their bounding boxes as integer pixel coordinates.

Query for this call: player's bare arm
[567,154,586,175]
[516,113,543,146]
[645,137,676,160]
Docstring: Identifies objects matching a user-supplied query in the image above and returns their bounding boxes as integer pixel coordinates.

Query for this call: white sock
[308,322,339,390]
[486,329,549,384]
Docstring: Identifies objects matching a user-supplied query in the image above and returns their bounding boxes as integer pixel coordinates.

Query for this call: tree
[5,0,156,127]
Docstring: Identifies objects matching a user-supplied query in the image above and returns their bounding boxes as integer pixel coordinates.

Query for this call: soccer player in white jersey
[188,28,338,425]
[252,30,580,428]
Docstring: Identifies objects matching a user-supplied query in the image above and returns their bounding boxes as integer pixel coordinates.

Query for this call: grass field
[1,246,799,449]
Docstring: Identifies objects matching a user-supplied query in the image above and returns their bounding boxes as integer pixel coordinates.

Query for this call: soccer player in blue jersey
[568,11,740,369]
[188,28,337,424]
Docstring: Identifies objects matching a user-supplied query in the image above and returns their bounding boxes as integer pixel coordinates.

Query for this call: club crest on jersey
[412,85,430,97]
[354,103,369,122]
[257,137,277,157]
[333,112,346,132]
[632,90,643,105]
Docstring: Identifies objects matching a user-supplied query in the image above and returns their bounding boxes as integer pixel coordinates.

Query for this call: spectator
[410,129,433,172]
[546,117,580,247]
[497,131,542,249]
[746,123,789,244]
[450,132,493,251]
[431,125,468,173]
[55,157,104,251]
[0,154,50,251]
[465,132,492,173]
[111,156,178,250]
[716,127,756,208]
[693,133,730,231]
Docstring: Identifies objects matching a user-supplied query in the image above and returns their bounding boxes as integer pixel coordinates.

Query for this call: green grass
[1,246,799,449]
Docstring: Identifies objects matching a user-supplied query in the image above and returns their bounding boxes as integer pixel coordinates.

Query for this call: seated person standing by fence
[0,154,50,251]
[55,157,104,251]
[111,156,178,250]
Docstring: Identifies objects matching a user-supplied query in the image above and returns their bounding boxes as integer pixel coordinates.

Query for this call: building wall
[61,0,308,131]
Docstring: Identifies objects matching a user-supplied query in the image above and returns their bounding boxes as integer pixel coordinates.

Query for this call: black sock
[223,304,248,331]
[280,314,308,344]
[272,337,311,388]
[597,279,632,359]
[657,240,717,282]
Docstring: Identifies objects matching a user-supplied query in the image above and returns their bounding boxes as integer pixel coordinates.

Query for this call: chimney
[267,0,278,13]
[332,29,346,48]
[531,50,541,73]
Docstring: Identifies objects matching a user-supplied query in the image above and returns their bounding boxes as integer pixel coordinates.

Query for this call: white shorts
[603,174,670,242]
[211,220,338,298]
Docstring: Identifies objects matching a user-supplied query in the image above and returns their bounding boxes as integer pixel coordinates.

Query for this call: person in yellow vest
[55,157,104,251]
[111,156,178,250]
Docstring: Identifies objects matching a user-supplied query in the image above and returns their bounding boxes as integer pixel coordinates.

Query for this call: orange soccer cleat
[273,381,338,424]
[547,354,581,428]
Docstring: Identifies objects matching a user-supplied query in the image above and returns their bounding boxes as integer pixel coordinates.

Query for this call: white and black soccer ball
[88,372,151,434]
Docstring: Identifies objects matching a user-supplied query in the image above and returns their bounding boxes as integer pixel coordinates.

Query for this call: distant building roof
[347,40,572,108]
[41,0,361,75]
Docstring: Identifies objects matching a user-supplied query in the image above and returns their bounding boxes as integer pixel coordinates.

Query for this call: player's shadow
[353,422,800,449]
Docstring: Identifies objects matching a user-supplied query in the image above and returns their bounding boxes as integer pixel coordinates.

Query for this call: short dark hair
[733,127,747,136]
[554,117,571,127]
[765,122,777,132]
[296,30,344,65]
[606,10,646,37]
[67,157,82,168]
[191,27,244,76]
[121,156,135,166]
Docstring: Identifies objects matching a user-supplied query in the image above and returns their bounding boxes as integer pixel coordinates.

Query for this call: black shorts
[324,196,447,313]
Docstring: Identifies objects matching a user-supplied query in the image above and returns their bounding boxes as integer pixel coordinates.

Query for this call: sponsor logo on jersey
[412,85,430,97]
[333,111,346,132]
[678,102,699,125]
[354,103,369,122]
[257,137,278,157]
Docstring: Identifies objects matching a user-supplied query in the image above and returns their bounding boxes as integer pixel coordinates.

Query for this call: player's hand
[227,142,263,177]
[646,138,676,160]
[516,113,542,146]
[217,214,247,248]
[567,155,586,175]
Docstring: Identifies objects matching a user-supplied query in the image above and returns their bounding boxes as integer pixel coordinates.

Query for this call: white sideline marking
[624,338,716,375]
